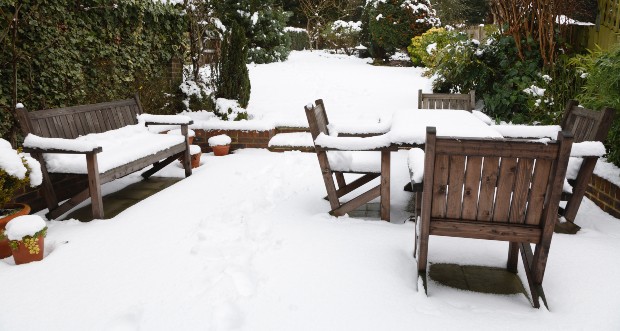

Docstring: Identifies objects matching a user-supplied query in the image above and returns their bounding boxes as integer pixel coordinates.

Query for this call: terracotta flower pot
[11,235,44,265]
[191,152,202,168]
[212,145,230,156]
[0,203,31,259]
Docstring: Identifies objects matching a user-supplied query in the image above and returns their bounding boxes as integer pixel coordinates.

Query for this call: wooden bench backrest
[560,100,615,143]
[304,99,330,140]
[422,127,572,243]
[17,95,144,139]
[418,90,475,112]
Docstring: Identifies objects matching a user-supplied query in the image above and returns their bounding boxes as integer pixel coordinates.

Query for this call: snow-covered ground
[1,51,620,330]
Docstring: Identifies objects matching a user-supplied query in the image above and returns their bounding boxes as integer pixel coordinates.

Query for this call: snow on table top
[137,114,192,125]
[389,109,504,145]
[315,133,391,150]
[327,119,391,135]
[5,215,46,240]
[41,125,184,174]
[268,132,313,147]
[492,124,562,139]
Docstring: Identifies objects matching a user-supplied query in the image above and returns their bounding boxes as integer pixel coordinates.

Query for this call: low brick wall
[585,174,620,219]
[194,129,276,152]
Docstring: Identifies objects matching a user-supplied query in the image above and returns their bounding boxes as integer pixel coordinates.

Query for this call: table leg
[380,149,390,221]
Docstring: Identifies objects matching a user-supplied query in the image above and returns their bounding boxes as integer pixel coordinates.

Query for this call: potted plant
[6,215,47,264]
[208,134,232,156]
[0,138,42,259]
[189,145,202,168]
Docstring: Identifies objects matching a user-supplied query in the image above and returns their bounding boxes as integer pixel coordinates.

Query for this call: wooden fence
[589,0,620,50]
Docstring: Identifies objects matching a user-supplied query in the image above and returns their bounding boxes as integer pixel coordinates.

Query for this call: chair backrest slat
[424,128,573,233]
[17,97,143,139]
[418,90,475,112]
[305,99,330,140]
[560,99,615,143]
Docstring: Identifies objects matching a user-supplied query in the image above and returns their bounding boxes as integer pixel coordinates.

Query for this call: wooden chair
[559,100,615,224]
[418,90,475,112]
[305,99,392,221]
[416,127,573,308]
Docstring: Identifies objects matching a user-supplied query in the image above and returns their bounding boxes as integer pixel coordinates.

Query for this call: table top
[389,109,503,146]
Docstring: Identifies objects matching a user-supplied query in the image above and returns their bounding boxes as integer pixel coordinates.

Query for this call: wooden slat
[31,120,44,137]
[46,118,59,137]
[27,98,137,120]
[446,155,466,219]
[431,155,449,218]
[100,143,185,183]
[73,113,86,136]
[59,115,74,138]
[461,156,482,219]
[331,185,381,216]
[435,139,558,159]
[95,109,109,131]
[476,156,499,221]
[525,159,552,225]
[509,158,534,224]
[493,158,517,223]
[429,219,542,243]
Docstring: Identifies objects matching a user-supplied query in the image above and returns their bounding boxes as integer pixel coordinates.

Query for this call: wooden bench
[418,90,475,112]
[16,94,193,220]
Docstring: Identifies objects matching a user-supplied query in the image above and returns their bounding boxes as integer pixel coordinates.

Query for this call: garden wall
[586,174,620,219]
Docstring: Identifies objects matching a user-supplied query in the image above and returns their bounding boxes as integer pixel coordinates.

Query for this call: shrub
[407,27,466,67]
[322,21,363,55]
[285,27,311,51]
[570,46,620,166]
[216,21,251,108]
[0,139,41,209]
[365,0,440,60]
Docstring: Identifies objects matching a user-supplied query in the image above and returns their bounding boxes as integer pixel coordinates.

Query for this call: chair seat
[43,125,184,174]
[327,151,381,173]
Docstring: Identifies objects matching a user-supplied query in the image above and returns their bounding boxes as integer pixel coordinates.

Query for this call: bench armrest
[23,134,102,154]
[138,114,193,126]
[314,133,395,151]
[492,124,562,139]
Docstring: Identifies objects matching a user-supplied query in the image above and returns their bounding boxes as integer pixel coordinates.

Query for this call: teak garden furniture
[415,127,573,308]
[417,90,475,112]
[305,99,394,221]
[17,94,193,220]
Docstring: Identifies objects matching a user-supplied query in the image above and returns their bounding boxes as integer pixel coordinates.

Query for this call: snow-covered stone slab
[268,132,313,148]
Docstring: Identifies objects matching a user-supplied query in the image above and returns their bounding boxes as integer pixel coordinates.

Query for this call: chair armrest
[492,124,561,139]
[23,134,102,154]
[138,114,194,126]
[314,133,395,151]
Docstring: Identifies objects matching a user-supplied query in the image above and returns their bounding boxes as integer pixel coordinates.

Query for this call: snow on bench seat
[32,125,184,174]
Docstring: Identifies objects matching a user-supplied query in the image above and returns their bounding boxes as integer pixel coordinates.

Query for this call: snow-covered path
[1,51,620,330]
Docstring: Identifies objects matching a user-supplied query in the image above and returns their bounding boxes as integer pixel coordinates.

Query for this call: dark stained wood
[305,100,391,221]
[416,127,573,308]
[418,90,475,112]
[558,101,616,223]
[461,156,482,219]
[16,96,192,221]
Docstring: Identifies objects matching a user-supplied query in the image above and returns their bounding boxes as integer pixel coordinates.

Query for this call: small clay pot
[0,204,31,259]
[11,235,44,265]
[191,152,202,168]
[212,145,230,156]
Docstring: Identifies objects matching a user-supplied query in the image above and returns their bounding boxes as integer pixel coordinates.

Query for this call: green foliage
[216,21,251,108]
[432,0,489,25]
[322,21,362,55]
[9,227,47,253]
[0,1,185,141]
[407,27,466,67]
[286,28,311,51]
[570,46,620,166]
[365,0,440,60]
[0,149,31,209]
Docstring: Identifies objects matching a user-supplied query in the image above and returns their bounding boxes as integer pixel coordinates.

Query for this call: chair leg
[416,226,430,294]
[519,243,548,309]
[507,242,519,273]
[86,153,104,220]
[335,172,346,189]
[380,149,390,221]
[563,157,597,223]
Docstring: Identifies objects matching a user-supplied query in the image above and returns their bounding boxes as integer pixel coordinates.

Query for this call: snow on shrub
[0,139,42,208]
[323,21,363,56]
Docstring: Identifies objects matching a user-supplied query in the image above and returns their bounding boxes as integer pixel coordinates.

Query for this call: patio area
[1,51,620,330]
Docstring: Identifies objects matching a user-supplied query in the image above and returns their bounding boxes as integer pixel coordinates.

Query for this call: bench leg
[86,152,104,219]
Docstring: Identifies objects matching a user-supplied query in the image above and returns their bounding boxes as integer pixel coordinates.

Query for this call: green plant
[407,27,466,67]
[365,0,440,61]
[8,227,47,254]
[0,139,40,209]
[215,21,251,108]
[285,27,311,51]
[322,20,362,55]
[570,46,620,166]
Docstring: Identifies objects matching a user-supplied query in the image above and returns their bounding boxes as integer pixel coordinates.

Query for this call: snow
[191,118,274,131]
[137,113,192,125]
[314,133,391,150]
[0,139,29,180]
[189,145,201,155]
[35,125,184,174]
[327,151,381,173]
[594,158,620,187]
[2,51,620,330]
[268,132,313,148]
[167,128,196,137]
[492,124,562,139]
[5,215,46,240]
[407,148,425,183]
[208,134,231,147]
[571,141,606,157]
[24,134,100,152]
